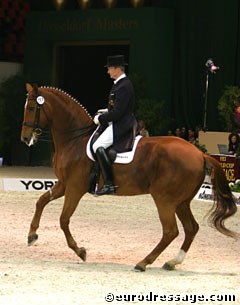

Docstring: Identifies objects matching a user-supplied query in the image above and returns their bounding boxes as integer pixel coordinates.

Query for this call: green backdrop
[21,0,240,165]
[24,7,174,109]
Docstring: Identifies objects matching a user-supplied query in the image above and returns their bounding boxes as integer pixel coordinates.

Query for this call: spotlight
[104,0,117,9]
[78,0,90,10]
[53,0,65,10]
[130,0,144,8]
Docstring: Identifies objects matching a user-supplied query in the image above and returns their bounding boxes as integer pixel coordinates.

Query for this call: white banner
[0,177,239,205]
[194,182,214,201]
[1,178,57,192]
[194,181,240,205]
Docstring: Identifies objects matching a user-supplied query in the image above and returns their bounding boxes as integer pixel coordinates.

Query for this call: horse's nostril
[23,137,29,144]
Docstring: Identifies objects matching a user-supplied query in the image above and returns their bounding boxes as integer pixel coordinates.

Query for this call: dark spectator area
[0,0,30,62]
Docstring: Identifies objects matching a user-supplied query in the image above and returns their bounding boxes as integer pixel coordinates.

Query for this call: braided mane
[40,86,93,119]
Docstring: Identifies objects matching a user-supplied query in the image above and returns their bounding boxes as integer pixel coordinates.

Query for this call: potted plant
[217,85,240,131]
[0,74,28,164]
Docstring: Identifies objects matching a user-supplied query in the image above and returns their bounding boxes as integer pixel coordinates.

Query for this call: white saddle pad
[86,131,142,164]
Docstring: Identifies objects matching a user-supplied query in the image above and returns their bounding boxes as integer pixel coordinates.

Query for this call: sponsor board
[210,154,240,182]
[194,181,240,205]
[194,182,214,201]
[0,177,240,205]
[1,178,57,192]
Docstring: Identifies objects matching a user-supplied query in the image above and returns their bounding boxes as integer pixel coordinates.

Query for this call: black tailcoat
[98,77,137,153]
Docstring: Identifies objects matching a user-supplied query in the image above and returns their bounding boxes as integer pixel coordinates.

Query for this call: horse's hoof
[134,264,146,272]
[162,262,175,271]
[78,247,87,261]
[28,234,38,246]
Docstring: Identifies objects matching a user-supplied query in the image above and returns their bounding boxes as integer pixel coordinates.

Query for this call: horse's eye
[27,106,35,112]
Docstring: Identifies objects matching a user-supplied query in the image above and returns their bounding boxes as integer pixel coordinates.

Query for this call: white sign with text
[2,178,57,192]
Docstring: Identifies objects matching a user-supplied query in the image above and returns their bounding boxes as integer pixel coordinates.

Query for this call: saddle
[86,128,142,164]
[86,127,142,194]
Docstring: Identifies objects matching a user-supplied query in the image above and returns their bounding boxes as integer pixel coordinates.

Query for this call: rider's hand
[93,114,100,125]
[97,108,108,114]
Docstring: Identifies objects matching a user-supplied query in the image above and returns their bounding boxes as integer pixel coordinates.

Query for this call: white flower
[235,179,240,185]
[229,182,234,187]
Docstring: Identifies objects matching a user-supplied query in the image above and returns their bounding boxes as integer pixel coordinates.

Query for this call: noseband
[23,95,46,136]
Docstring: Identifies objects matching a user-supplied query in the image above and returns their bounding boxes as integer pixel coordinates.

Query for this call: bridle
[23,92,96,145]
[23,94,47,136]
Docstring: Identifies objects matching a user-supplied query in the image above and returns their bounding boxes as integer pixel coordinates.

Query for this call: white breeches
[92,124,113,153]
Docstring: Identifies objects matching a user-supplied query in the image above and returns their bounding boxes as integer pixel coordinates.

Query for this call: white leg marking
[174,249,186,264]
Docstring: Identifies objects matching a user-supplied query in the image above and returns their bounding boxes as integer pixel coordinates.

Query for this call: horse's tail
[203,154,239,239]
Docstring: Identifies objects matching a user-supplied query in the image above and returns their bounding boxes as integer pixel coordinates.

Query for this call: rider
[92,55,137,195]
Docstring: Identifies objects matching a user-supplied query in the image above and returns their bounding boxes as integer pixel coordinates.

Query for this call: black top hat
[104,55,128,67]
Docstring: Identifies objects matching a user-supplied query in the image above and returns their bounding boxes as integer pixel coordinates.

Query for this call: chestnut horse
[21,83,238,272]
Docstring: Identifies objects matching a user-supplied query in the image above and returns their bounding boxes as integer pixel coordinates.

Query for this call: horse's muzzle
[21,130,39,147]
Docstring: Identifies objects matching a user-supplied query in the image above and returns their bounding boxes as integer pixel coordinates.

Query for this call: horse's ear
[26,83,33,93]
[26,83,38,94]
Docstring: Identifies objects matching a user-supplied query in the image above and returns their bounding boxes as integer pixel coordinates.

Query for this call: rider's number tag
[36,96,45,105]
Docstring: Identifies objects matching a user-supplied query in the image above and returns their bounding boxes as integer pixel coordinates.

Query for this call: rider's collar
[114,73,126,85]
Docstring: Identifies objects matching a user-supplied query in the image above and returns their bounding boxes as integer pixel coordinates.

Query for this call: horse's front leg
[28,181,65,245]
[59,187,86,261]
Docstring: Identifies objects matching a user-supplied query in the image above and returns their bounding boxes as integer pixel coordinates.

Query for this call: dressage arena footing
[0,167,239,305]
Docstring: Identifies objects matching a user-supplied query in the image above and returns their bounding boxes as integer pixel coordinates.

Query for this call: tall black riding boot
[95,147,116,195]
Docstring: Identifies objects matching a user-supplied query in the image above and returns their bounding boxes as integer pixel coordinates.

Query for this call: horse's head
[21,83,49,146]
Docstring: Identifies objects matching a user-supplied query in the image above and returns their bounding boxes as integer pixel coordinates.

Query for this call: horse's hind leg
[28,181,65,245]
[163,200,199,270]
[135,198,179,272]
